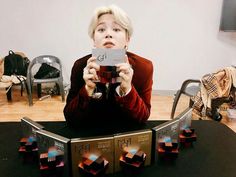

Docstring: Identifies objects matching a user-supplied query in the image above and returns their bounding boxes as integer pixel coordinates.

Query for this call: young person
[64,5,153,130]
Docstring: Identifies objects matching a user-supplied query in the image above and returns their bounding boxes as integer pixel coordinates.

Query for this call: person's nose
[105,29,113,38]
[105,34,112,38]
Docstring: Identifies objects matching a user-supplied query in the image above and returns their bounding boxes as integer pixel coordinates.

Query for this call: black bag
[34,63,60,79]
[4,50,30,77]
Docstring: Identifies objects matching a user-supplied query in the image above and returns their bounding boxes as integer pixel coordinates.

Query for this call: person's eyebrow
[96,21,121,28]
[96,22,105,26]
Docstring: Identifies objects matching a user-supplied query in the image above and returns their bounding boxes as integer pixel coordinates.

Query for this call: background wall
[0,0,236,92]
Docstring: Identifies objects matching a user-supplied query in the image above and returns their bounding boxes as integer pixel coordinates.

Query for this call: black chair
[1,51,30,102]
[171,79,201,119]
[27,55,65,106]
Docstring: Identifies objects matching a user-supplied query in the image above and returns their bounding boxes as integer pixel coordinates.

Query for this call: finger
[83,73,94,81]
[87,56,96,65]
[89,68,97,75]
[83,68,96,81]
[89,68,99,80]
[124,66,133,74]
[119,71,131,81]
[83,67,89,75]
[87,56,99,70]
[86,81,96,89]
[87,62,100,71]
[116,63,132,73]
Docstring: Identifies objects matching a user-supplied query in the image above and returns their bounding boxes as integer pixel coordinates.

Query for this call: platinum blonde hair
[88,5,133,39]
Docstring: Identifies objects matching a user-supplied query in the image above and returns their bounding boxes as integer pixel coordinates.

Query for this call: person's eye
[97,28,105,32]
[113,28,121,32]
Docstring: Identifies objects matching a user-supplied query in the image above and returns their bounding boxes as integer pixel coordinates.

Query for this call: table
[0,120,235,177]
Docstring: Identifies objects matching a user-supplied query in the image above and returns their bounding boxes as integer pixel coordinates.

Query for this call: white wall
[0,0,236,91]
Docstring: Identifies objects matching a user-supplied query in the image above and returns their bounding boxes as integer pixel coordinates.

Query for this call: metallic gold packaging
[71,135,114,177]
[176,108,193,130]
[113,129,152,172]
[152,118,180,162]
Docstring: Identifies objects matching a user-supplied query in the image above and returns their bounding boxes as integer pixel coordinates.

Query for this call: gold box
[71,135,114,177]
[113,129,152,172]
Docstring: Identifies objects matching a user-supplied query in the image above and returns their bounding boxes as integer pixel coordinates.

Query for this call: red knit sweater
[63,52,153,128]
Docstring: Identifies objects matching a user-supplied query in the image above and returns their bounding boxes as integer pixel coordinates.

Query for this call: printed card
[113,129,152,172]
[71,135,114,177]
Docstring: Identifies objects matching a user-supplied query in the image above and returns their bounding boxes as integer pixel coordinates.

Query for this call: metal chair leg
[27,79,33,106]
[6,87,12,101]
[171,90,182,119]
[58,81,65,102]
[37,83,42,98]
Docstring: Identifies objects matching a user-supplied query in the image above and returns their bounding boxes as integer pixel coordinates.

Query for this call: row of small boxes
[18,108,196,177]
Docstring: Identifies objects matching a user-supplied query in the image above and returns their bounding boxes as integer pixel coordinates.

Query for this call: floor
[0,87,236,132]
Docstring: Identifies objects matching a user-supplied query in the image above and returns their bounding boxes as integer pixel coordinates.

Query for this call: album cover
[152,119,180,162]
[176,108,197,143]
[113,129,152,172]
[176,108,193,130]
[92,48,125,83]
[36,129,70,177]
[71,135,114,177]
[20,117,44,138]
[92,48,125,66]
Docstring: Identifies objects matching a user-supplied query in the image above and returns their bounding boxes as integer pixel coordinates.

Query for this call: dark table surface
[0,120,235,177]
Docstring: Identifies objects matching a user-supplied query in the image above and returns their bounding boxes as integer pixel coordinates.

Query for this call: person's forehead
[98,14,114,21]
[97,14,120,26]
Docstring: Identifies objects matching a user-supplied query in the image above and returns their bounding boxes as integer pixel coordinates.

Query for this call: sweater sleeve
[115,58,153,123]
[63,57,91,125]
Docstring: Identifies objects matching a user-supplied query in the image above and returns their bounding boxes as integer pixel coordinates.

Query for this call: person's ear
[126,36,130,43]
[125,36,130,50]
[126,34,130,42]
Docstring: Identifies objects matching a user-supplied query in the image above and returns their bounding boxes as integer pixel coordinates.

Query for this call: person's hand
[83,56,100,96]
[116,55,133,95]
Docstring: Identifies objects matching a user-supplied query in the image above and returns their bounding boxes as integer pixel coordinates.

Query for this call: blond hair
[88,5,133,39]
